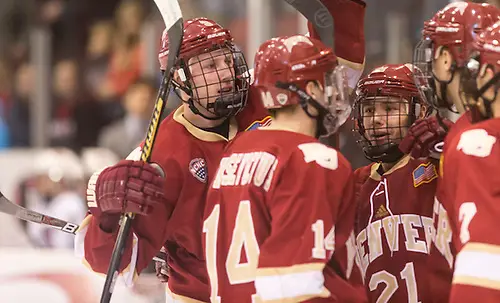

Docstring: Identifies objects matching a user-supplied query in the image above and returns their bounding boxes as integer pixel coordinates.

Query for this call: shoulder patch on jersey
[298,142,338,170]
[245,116,272,131]
[189,158,207,183]
[457,129,496,158]
[412,162,437,188]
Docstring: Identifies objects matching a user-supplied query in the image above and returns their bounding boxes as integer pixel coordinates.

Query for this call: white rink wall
[0,249,165,303]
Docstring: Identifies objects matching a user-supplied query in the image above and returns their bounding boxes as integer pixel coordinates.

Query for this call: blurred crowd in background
[0,0,497,251]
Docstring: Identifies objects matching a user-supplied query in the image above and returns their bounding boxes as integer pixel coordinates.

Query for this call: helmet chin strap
[275,81,333,138]
[473,71,500,120]
[171,78,214,120]
[431,67,457,112]
[187,99,221,120]
[185,96,243,121]
[365,144,404,163]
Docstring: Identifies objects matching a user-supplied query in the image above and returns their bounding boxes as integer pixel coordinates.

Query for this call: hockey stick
[281,0,334,50]
[99,1,183,302]
[0,191,79,234]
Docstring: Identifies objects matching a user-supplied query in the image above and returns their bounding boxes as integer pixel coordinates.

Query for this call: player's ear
[435,46,453,73]
[305,81,322,99]
[304,81,321,116]
[418,104,428,119]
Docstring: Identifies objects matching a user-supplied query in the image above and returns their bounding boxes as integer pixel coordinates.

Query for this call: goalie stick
[99,0,183,302]
[0,191,79,234]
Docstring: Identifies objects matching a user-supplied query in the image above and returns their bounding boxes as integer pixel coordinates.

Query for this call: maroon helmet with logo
[158,18,251,120]
[413,2,500,109]
[354,63,426,162]
[462,21,500,122]
[253,35,350,137]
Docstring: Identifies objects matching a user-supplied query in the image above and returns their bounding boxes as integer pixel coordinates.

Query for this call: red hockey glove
[87,159,167,231]
[399,116,453,159]
[154,246,169,283]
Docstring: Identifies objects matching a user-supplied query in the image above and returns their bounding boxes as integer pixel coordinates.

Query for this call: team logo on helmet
[276,93,288,105]
[189,158,208,183]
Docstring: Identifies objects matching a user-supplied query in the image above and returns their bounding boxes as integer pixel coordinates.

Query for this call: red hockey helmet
[413,2,500,109]
[462,21,500,122]
[158,18,251,120]
[354,63,426,162]
[253,35,350,136]
[159,18,233,70]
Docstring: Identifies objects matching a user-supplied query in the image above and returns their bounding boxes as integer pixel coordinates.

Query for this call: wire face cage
[177,44,251,120]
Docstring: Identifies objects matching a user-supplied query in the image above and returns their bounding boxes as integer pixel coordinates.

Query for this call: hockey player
[400,2,500,301]
[409,2,500,157]
[352,63,452,303]
[438,21,500,302]
[78,0,367,300]
[202,34,365,303]
[413,2,499,114]
[77,17,268,303]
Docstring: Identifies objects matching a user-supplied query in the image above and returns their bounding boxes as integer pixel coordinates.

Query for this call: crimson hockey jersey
[427,111,474,302]
[439,117,500,303]
[77,87,270,303]
[354,156,450,303]
[203,129,366,303]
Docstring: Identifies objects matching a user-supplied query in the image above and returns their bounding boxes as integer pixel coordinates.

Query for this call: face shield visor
[319,64,351,136]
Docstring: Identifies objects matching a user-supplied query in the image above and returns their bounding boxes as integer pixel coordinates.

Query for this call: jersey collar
[173,106,238,142]
[369,154,411,181]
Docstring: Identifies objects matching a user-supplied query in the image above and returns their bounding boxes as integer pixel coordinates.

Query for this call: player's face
[460,54,500,120]
[361,96,409,146]
[476,65,497,100]
[473,65,499,118]
[188,48,236,118]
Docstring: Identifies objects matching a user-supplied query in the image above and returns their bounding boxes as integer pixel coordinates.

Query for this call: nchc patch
[412,162,438,188]
[189,158,207,183]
